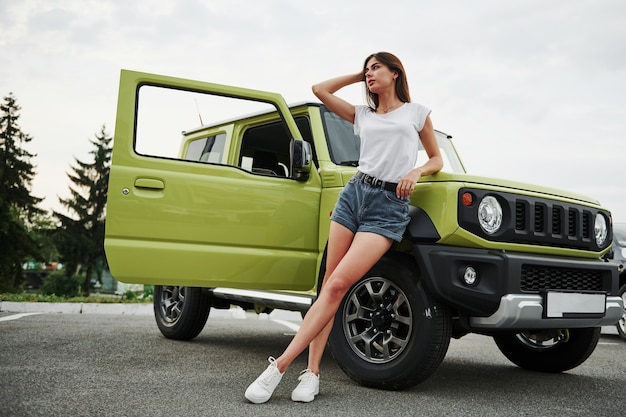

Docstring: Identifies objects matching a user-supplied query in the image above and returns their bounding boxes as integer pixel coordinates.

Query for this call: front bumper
[469,294,624,329]
[413,244,621,328]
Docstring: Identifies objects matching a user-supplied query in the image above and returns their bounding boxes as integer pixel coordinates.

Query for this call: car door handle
[134,178,165,190]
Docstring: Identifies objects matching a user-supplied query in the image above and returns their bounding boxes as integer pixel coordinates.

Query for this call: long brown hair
[363,52,411,110]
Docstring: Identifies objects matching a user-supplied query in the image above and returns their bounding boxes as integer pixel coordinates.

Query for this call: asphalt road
[0,309,624,417]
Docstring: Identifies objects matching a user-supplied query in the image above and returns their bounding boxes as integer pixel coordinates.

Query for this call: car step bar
[210,288,313,312]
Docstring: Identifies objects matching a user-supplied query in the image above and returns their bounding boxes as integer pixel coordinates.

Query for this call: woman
[245,52,443,404]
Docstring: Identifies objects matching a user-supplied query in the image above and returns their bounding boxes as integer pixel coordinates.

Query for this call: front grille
[515,199,593,249]
[533,203,544,232]
[521,265,604,292]
[458,189,610,251]
[568,209,577,236]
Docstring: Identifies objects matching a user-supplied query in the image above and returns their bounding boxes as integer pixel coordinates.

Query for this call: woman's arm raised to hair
[312,72,363,124]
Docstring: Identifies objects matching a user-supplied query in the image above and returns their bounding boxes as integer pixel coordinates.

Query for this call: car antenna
[195,98,204,125]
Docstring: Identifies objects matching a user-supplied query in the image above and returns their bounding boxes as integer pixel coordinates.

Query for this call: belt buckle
[361,173,381,187]
[367,175,379,187]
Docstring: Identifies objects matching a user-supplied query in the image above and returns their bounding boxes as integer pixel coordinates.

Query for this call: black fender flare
[404,205,440,243]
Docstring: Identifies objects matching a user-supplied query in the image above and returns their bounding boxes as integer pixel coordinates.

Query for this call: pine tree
[54,125,112,295]
[0,93,44,292]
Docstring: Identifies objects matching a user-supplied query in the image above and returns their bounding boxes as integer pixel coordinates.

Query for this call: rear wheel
[329,256,451,390]
[617,284,626,341]
[493,327,600,372]
[154,286,211,340]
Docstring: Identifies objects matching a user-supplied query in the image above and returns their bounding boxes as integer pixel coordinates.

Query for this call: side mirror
[290,139,311,181]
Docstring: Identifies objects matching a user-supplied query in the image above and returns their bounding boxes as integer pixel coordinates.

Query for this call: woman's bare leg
[303,222,354,375]
[274,230,392,373]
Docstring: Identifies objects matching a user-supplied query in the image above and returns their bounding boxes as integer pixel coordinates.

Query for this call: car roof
[183,102,318,135]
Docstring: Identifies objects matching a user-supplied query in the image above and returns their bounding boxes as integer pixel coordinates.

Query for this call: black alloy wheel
[153,286,211,340]
[493,327,601,372]
[329,256,451,390]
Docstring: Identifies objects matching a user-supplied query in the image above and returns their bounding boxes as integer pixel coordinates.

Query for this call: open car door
[105,70,320,291]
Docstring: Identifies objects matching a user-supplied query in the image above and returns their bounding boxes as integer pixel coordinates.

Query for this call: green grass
[0,292,152,304]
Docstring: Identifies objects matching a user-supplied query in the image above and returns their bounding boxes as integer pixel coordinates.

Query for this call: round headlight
[478,196,502,235]
[594,213,608,247]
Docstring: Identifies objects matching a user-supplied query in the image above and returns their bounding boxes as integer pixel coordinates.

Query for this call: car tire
[493,327,600,372]
[617,284,626,341]
[328,255,451,390]
[154,286,211,340]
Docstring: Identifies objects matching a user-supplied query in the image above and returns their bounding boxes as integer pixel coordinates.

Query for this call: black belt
[355,171,398,192]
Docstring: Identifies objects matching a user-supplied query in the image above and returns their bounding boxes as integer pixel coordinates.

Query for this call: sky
[1,0,625,222]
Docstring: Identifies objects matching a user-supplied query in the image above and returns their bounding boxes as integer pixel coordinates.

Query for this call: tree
[0,93,44,292]
[54,125,112,295]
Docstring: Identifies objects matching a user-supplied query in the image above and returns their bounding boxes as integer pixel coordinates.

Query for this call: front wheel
[329,256,451,390]
[617,284,626,341]
[493,327,600,372]
[153,286,211,340]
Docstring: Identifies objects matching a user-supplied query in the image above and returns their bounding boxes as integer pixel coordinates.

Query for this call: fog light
[463,266,477,286]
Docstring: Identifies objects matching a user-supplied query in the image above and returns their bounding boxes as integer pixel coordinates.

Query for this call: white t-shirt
[354,102,431,183]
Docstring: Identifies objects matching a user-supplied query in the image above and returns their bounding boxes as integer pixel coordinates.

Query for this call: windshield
[320,106,466,174]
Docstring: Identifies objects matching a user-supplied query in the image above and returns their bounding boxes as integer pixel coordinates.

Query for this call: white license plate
[544,291,606,318]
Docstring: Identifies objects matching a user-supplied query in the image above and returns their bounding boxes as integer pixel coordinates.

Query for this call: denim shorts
[330,175,411,242]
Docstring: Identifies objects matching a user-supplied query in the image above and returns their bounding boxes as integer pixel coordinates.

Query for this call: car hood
[426,172,601,206]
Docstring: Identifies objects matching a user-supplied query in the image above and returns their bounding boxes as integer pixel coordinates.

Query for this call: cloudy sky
[1,0,625,222]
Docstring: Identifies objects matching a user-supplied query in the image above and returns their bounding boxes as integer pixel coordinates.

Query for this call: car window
[321,108,360,166]
[135,84,276,162]
[320,106,466,174]
[239,121,291,177]
[237,116,316,178]
[183,133,227,163]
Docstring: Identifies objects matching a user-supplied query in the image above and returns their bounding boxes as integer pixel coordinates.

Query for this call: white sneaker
[291,369,319,402]
[244,357,284,404]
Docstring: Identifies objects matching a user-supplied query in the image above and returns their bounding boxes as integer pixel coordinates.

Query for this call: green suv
[105,70,624,389]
